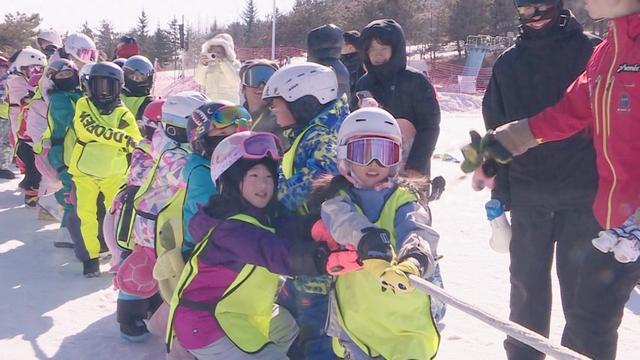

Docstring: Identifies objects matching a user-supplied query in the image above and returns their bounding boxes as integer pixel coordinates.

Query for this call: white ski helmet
[63,33,97,64]
[161,91,209,143]
[11,47,47,71]
[210,131,283,184]
[336,108,403,185]
[262,62,338,105]
[37,29,63,48]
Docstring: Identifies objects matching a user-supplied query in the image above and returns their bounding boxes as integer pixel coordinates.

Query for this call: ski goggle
[242,65,276,87]
[90,77,121,100]
[213,106,252,129]
[73,48,97,63]
[124,68,150,83]
[339,137,401,167]
[516,3,557,22]
[239,132,283,160]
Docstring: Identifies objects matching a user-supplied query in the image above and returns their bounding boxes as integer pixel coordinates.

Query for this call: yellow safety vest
[68,97,141,178]
[166,214,280,353]
[334,188,440,359]
[121,94,149,123]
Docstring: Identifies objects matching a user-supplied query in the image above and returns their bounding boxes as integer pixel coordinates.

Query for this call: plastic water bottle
[485,199,511,253]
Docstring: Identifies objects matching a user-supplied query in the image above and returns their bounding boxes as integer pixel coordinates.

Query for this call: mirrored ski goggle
[339,137,401,167]
[74,48,97,63]
[516,3,556,21]
[242,65,276,87]
[240,132,283,160]
[124,68,150,83]
[213,106,252,129]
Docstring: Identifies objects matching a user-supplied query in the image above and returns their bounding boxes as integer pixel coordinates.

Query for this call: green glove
[362,258,392,278]
[379,260,420,294]
[460,130,483,173]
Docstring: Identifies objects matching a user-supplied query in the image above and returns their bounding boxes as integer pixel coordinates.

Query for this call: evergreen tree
[0,12,42,54]
[167,17,180,63]
[135,10,150,54]
[79,21,94,39]
[95,20,118,59]
[148,27,173,66]
[241,0,258,47]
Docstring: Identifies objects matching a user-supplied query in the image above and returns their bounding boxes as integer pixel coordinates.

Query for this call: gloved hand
[357,227,393,262]
[311,219,339,251]
[592,209,640,263]
[379,260,420,294]
[312,219,363,275]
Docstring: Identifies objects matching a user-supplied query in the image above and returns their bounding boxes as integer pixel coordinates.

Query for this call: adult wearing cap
[307,24,351,101]
[340,30,365,101]
[239,59,286,145]
[482,1,602,359]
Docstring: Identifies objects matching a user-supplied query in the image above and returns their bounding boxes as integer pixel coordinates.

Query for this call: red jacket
[529,13,640,229]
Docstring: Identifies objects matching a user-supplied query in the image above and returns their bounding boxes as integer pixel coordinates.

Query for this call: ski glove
[311,219,363,275]
[379,259,420,294]
[460,119,538,173]
[592,209,640,263]
[357,227,393,261]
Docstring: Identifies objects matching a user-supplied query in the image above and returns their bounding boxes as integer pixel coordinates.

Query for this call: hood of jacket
[201,33,237,63]
[360,19,407,82]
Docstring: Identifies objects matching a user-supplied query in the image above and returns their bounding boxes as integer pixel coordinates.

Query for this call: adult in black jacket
[482,1,602,359]
[340,30,365,102]
[353,19,440,177]
[307,24,351,101]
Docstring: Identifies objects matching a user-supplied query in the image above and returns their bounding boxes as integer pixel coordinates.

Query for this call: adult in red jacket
[472,1,640,359]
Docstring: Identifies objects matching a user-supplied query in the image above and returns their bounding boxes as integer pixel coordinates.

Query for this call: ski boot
[0,168,15,179]
[83,258,101,278]
[24,188,39,207]
[53,226,75,248]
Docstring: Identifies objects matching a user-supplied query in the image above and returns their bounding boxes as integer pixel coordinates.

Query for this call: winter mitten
[321,196,375,248]
[612,232,640,263]
[592,229,622,254]
[311,219,339,250]
[326,249,362,276]
[379,260,420,294]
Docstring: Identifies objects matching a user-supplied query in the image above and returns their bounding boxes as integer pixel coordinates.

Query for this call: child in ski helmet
[45,59,84,248]
[113,91,206,342]
[181,101,252,256]
[68,61,142,277]
[315,107,440,359]
[166,131,332,359]
[62,33,97,70]
[262,61,349,359]
[7,47,47,205]
[36,28,63,59]
[121,55,155,124]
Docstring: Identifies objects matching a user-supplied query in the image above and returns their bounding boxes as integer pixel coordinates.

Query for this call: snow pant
[277,276,337,360]
[189,305,298,360]
[16,140,41,190]
[505,206,615,360]
[0,119,12,169]
[71,174,122,261]
[562,245,640,360]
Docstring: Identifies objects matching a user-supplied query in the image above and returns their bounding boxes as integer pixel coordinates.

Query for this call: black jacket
[482,11,600,210]
[353,19,440,175]
[340,52,365,101]
[307,24,351,100]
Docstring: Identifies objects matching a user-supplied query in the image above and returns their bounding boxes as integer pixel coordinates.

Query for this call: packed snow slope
[0,83,638,359]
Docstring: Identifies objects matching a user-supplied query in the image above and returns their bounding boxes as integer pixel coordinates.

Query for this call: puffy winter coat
[194,34,241,104]
[483,11,599,210]
[528,13,640,228]
[353,19,440,175]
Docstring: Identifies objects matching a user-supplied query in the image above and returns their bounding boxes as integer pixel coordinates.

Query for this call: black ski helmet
[87,62,124,113]
[123,55,154,96]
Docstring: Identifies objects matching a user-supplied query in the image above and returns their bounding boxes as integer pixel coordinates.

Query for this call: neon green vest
[121,94,147,122]
[166,214,280,353]
[68,97,138,178]
[0,102,8,120]
[334,188,440,359]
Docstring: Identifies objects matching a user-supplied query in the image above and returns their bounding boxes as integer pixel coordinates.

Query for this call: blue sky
[1,0,296,34]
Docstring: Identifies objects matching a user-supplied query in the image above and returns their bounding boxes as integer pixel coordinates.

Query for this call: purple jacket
[174,207,299,349]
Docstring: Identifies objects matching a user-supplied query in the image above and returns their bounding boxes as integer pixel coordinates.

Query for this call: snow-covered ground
[0,84,638,359]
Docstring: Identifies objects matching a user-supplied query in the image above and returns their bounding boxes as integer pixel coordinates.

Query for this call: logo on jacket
[618,94,631,112]
[617,63,640,73]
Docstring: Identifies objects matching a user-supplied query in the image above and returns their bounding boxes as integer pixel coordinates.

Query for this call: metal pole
[271,0,276,60]
[408,275,590,360]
